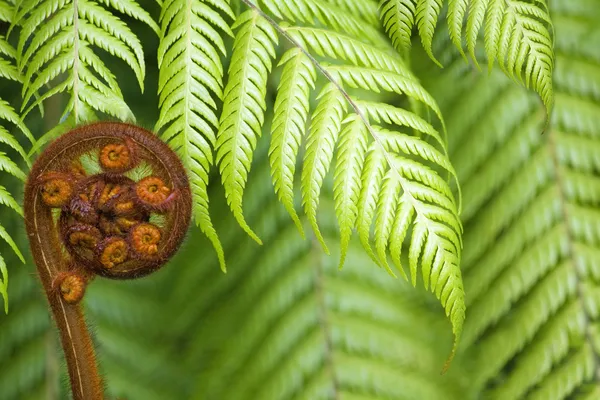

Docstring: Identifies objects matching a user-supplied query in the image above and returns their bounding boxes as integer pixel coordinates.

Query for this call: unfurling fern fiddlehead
[23,122,192,400]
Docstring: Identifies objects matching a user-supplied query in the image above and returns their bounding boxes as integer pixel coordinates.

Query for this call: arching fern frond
[222,1,465,362]
[379,0,555,114]
[418,1,600,395]
[171,153,468,399]
[17,0,155,121]
[0,33,32,313]
[156,0,234,271]
[216,9,278,244]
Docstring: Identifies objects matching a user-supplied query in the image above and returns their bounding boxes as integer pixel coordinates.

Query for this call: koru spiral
[24,122,192,400]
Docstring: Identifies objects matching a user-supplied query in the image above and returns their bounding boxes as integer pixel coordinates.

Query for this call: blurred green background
[2,0,600,399]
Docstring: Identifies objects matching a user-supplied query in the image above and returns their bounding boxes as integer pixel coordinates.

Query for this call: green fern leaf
[156,0,233,271]
[185,179,467,399]
[355,99,445,149]
[0,1,11,22]
[301,83,347,254]
[17,0,147,121]
[465,0,487,63]
[284,25,410,75]
[176,151,467,398]
[415,0,443,67]
[0,34,32,314]
[419,2,600,394]
[447,0,468,59]
[269,48,316,236]
[464,0,554,114]
[0,256,7,314]
[333,115,368,268]
[97,0,160,35]
[374,167,402,276]
[237,1,465,358]
[360,127,464,361]
[379,0,417,54]
[492,1,554,113]
[325,66,444,122]
[379,0,555,114]
[216,9,278,244]
[357,144,387,264]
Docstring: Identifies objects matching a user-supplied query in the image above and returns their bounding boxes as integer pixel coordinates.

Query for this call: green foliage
[216,8,278,244]
[0,7,31,313]
[212,3,465,354]
[417,0,600,396]
[380,0,554,114]
[187,171,467,399]
[156,0,234,271]
[16,0,156,120]
[5,0,598,399]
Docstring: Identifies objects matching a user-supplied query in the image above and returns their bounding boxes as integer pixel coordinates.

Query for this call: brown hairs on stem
[24,122,192,400]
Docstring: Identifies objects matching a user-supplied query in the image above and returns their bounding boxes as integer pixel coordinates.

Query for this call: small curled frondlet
[40,177,73,207]
[131,223,161,257]
[136,176,171,205]
[54,272,87,304]
[24,122,192,400]
[100,143,131,171]
[35,138,181,277]
[99,238,129,269]
[68,226,101,249]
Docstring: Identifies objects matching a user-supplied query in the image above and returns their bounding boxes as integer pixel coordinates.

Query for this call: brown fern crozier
[24,122,192,400]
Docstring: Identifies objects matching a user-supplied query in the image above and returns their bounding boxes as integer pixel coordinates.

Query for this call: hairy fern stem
[24,123,192,398]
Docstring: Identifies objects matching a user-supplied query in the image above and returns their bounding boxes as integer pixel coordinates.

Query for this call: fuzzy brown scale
[24,122,192,400]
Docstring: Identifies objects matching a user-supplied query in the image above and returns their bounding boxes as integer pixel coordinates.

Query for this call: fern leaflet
[156,0,233,271]
[0,32,32,313]
[17,0,155,121]
[216,9,278,244]
[379,0,554,115]
[270,48,316,236]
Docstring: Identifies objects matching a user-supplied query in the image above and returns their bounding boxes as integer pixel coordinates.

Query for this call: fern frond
[484,0,554,113]
[324,65,445,126]
[156,0,234,271]
[222,2,465,358]
[379,0,554,113]
[447,0,468,59]
[0,34,32,313]
[420,3,600,395]
[97,0,160,35]
[333,115,368,268]
[216,9,278,244]
[0,253,52,398]
[284,25,410,75]
[178,158,468,398]
[379,0,416,54]
[269,48,316,236]
[355,99,445,149]
[17,0,150,121]
[0,0,11,22]
[301,83,346,253]
[415,0,443,66]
